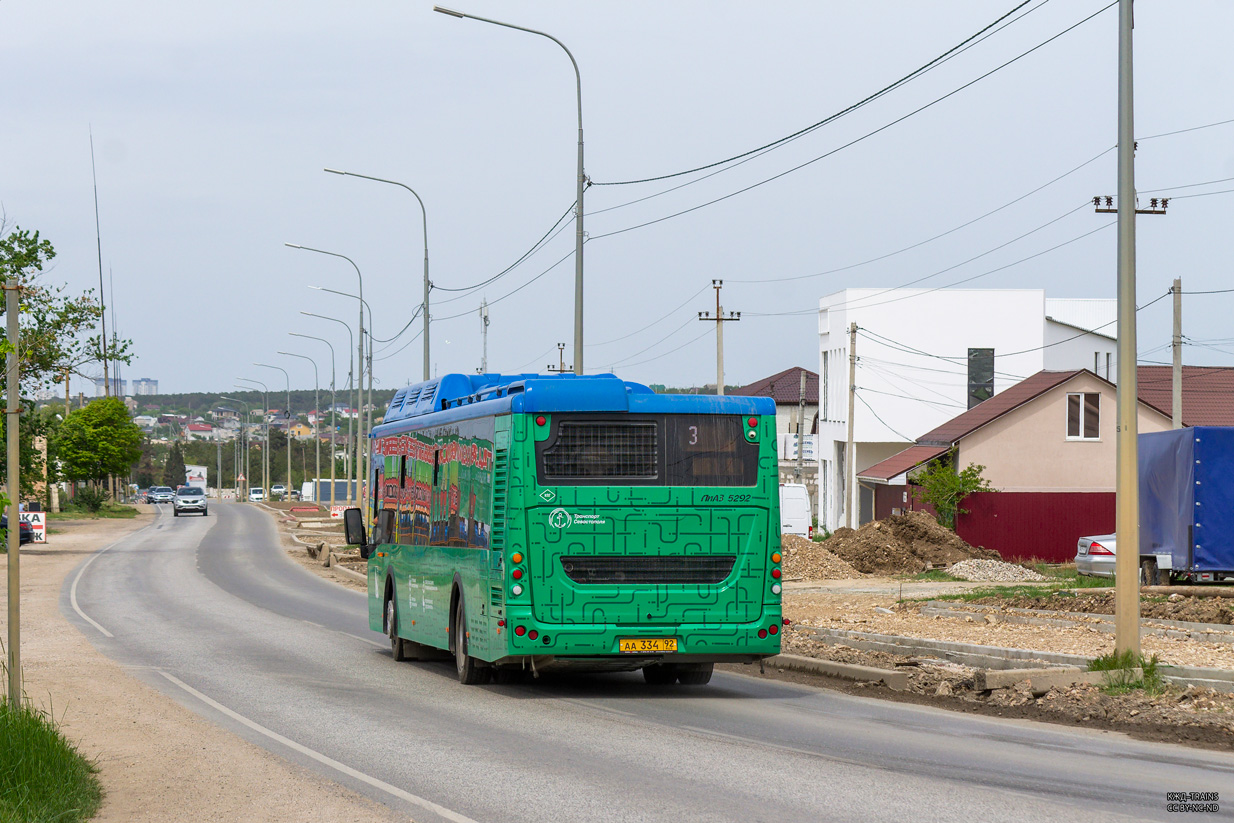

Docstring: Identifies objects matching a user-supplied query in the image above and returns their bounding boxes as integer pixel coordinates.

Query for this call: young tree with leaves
[912,451,995,530]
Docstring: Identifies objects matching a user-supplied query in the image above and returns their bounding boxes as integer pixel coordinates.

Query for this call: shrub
[72,486,109,513]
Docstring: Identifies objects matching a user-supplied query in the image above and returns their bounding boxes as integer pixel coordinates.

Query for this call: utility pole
[6,276,22,707]
[478,300,489,373]
[1172,277,1183,429]
[845,322,857,530]
[89,131,109,397]
[1112,0,1140,657]
[547,343,571,373]
[697,279,740,395]
[216,432,222,502]
[795,369,807,480]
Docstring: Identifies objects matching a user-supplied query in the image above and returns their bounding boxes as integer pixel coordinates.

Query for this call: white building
[133,377,159,395]
[817,288,1116,531]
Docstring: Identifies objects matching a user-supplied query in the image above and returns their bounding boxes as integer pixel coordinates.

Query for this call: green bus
[348,373,783,685]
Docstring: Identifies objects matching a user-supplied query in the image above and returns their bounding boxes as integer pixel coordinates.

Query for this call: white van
[779,483,813,539]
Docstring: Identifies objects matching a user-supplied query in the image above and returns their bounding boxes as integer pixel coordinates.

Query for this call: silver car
[173,486,208,517]
[1075,534,1117,577]
[149,486,175,504]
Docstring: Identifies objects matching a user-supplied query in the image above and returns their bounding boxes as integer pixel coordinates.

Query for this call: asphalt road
[65,503,1234,823]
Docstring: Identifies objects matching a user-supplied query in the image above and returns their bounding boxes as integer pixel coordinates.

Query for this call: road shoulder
[0,510,402,823]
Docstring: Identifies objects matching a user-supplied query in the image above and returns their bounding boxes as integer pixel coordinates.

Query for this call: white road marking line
[157,671,477,823]
[70,517,162,638]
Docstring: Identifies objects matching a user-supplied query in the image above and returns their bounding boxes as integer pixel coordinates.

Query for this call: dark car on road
[0,514,34,545]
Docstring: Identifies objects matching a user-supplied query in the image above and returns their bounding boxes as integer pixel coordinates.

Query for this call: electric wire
[587,1,1117,242]
[854,391,914,441]
[591,0,1040,187]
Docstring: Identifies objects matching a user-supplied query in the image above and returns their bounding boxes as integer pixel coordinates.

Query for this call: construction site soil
[969,591,1234,625]
[780,533,864,580]
[819,511,1000,575]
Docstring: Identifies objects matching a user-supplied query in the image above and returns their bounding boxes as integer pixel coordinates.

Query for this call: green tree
[55,397,143,484]
[163,442,186,487]
[132,441,159,488]
[913,450,995,530]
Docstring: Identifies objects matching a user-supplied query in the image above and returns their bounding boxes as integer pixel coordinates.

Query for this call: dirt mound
[780,534,864,581]
[820,511,998,575]
[971,590,1234,625]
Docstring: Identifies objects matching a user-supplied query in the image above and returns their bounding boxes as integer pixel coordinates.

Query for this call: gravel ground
[947,558,1047,583]
[779,625,1234,746]
[785,591,1234,671]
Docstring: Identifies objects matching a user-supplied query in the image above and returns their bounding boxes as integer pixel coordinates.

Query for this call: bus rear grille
[541,422,657,479]
[559,555,736,585]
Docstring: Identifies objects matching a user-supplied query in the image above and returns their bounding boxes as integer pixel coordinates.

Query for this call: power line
[854,391,914,441]
[586,1,1116,242]
[591,0,1041,187]
[432,200,576,298]
[612,326,714,370]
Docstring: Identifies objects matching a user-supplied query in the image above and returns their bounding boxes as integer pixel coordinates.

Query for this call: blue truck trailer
[1139,426,1234,584]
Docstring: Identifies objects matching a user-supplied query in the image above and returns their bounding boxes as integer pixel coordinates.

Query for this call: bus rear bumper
[495,610,783,662]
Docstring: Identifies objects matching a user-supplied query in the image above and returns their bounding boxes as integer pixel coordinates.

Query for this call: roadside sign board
[19,511,46,543]
[330,505,347,519]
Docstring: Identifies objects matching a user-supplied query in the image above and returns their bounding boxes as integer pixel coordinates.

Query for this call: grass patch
[928,583,1073,603]
[911,569,962,582]
[1088,649,1167,696]
[0,697,102,823]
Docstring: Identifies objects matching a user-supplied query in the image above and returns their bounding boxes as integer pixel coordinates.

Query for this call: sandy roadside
[0,511,405,823]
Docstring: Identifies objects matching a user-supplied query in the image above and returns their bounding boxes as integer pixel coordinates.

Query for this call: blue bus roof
[374,373,775,434]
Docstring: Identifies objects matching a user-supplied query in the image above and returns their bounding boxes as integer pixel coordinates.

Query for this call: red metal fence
[955,491,1115,563]
[871,484,1115,563]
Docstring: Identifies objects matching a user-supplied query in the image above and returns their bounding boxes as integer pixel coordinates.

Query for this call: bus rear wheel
[676,663,714,686]
[454,598,491,685]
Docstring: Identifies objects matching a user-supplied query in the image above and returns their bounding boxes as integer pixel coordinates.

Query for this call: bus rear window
[536,414,757,486]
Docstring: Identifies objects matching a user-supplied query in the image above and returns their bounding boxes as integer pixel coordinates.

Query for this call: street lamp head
[324,168,346,175]
[284,243,303,249]
[434,6,466,17]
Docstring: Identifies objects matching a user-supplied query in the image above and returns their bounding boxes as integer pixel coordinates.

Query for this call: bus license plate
[619,638,678,654]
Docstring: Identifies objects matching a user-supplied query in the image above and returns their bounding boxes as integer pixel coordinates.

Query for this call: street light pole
[220,396,251,501]
[290,333,337,512]
[289,243,366,502]
[255,363,292,501]
[434,5,585,375]
[1113,0,1140,656]
[301,312,355,506]
[236,379,269,500]
[324,168,431,381]
[280,351,319,508]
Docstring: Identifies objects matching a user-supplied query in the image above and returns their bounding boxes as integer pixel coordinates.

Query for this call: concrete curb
[766,654,910,690]
[918,604,1234,645]
[974,667,1143,695]
[331,564,367,585]
[801,625,1234,693]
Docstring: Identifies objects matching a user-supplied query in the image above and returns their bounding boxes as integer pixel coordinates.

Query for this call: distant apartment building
[94,377,126,396]
[133,378,159,395]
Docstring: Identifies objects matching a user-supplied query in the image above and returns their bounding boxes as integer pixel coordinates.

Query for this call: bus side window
[433,448,441,486]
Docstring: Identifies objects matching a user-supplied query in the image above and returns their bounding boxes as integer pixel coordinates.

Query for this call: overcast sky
[4,1,1233,397]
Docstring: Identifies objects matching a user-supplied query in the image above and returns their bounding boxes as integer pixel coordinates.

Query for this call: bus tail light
[771,568,781,579]
[768,624,778,635]
[771,552,781,563]
[747,417,757,428]
[771,583,781,594]
[757,629,768,639]
[512,568,523,580]
[511,584,523,596]
[528,629,539,640]
[515,625,526,637]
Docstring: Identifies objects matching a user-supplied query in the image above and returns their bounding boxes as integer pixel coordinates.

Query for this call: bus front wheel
[387,599,409,662]
[453,597,491,686]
